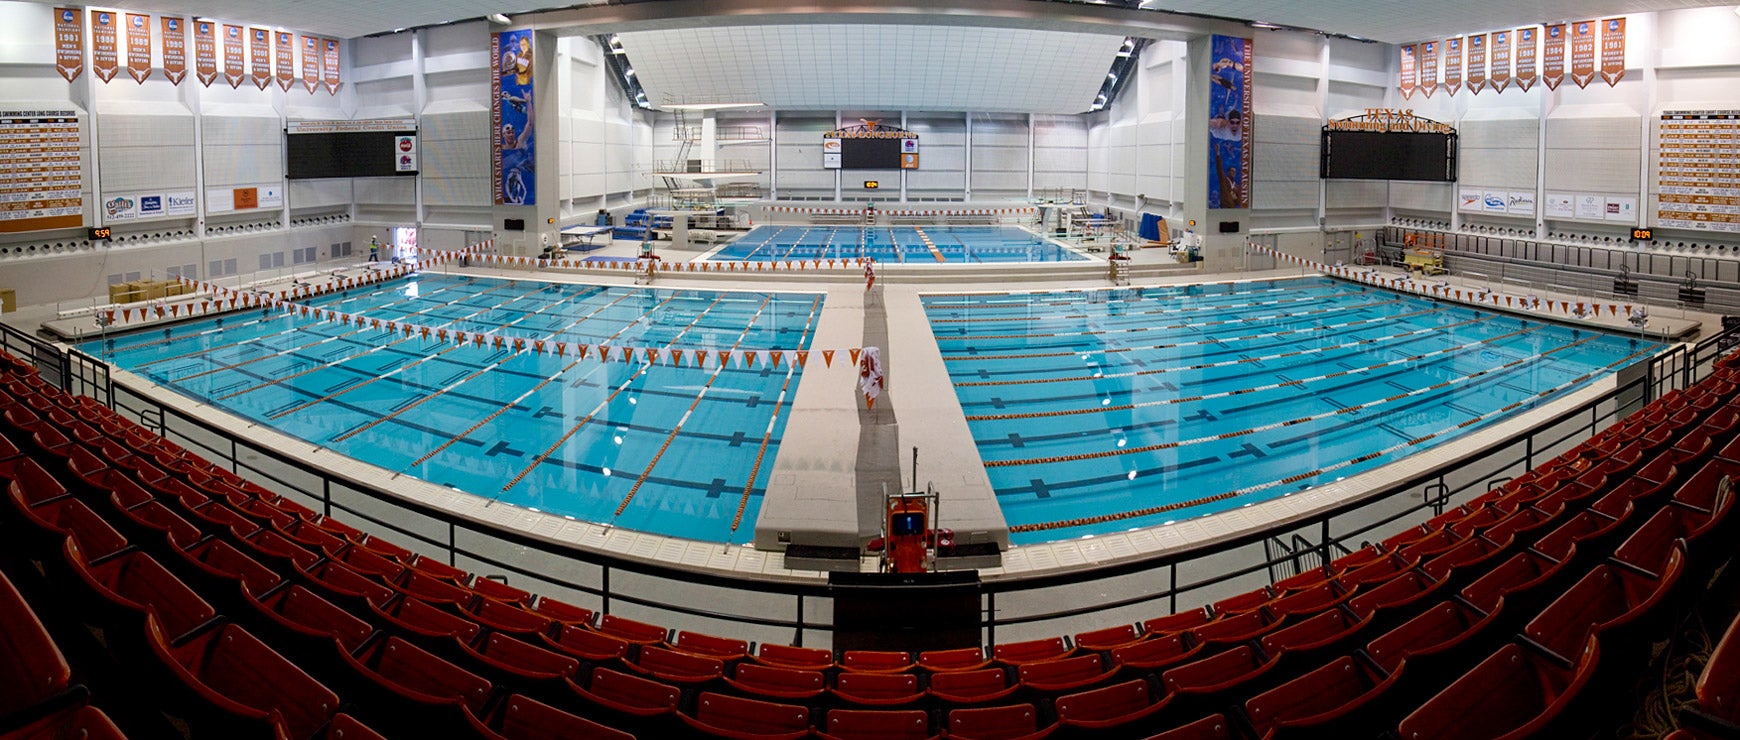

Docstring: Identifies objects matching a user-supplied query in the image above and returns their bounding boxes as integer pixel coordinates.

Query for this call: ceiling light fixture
[486,13,510,24]
[1251,21,1283,30]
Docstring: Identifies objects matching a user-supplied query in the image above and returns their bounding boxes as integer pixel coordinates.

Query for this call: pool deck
[10,238,1722,588]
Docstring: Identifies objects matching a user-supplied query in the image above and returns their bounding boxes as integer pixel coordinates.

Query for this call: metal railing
[28,317,1739,649]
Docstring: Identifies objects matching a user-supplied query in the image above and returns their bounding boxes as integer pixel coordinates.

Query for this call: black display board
[287,130,417,179]
[840,137,903,170]
[1320,130,1457,182]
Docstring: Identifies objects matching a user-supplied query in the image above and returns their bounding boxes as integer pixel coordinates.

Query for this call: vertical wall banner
[1542,23,1566,90]
[1418,40,1438,98]
[1207,35,1251,210]
[54,8,83,83]
[1466,34,1487,93]
[1442,37,1463,95]
[322,38,341,94]
[222,24,244,88]
[1490,30,1512,92]
[249,27,270,89]
[1570,20,1597,89]
[300,35,320,92]
[1399,44,1416,99]
[193,21,217,86]
[1515,27,1537,91]
[492,29,536,205]
[125,14,151,83]
[161,17,186,85]
[91,11,118,83]
[274,32,293,90]
[1601,17,1626,86]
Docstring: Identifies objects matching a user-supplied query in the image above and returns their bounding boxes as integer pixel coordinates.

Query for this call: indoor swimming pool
[87,274,822,545]
[923,277,1663,545]
[709,225,1087,263]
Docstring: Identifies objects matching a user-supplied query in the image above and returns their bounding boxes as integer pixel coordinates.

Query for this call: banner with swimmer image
[1207,34,1251,210]
[492,29,536,205]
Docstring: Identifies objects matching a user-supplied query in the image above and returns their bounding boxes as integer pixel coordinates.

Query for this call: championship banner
[1399,44,1416,99]
[161,17,186,85]
[492,29,536,205]
[1490,30,1511,92]
[1601,17,1626,86]
[1418,40,1438,98]
[1515,27,1537,91]
[1542,23,1566,90]
[249,27,270,89]
[275,32,294,90]
[91,11,118,83]
[193,21,217,86]
[54,8,83,82]
[223,24,244,88]
[125,14,151,83]
[1466,34,1487,93]
[300,35,319,92]
[1442,37,1463,95]
[322,38,341,94]
[1569,20,1596,89]
[1207,35,1251,210]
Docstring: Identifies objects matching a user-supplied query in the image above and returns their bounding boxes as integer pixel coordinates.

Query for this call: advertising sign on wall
[1207,34,1251,210]
[492,29,536,205]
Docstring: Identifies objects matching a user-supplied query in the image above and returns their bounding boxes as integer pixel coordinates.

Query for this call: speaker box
[1218,221,1240,234]
[504,218,526,231]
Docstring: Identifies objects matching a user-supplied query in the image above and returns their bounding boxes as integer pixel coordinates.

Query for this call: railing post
[794,594,805,648]
[984,591,996,650]
[601,566,611,615]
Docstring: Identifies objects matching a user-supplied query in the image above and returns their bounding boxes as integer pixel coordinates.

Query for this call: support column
[1182,33,1252,271]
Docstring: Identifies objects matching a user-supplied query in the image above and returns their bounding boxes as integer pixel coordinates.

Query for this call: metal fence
[19,317,1739,649]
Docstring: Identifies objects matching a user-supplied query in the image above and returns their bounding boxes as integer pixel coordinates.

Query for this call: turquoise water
[87,274,822,545]
[710,226,1085,263]
[923,278,1662,545]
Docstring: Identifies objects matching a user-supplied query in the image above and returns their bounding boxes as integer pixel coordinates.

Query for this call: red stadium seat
[1017,653,1109,692]
[1267,581,1352,619]
[1347,568,1449,625]
[1211,587,1273,616]
[146,614,339,740]
[1140,608,1213,637]
[1259,606,1371,667]
[0,568,72,718]
[570,666,681,719]
[1338,552,1420,588]
[1245,655,1401,738]
[926,667,1018,704]
[541,623,631,663]
[726,662,826,701]
[672,630,750,662]
[994,636,1073,666]
[1524,545,1685,662]
[460,632,581,684]
[392,570,474,608]
[919,646,991,672]
[1074,623,1144,652]
[467,576,531,606]
[1694,614,1740,726]
[233,527,322,573]
[680,691,810,740]
[339,635,493,735]
[1142,713,1230,740]
[840,649,914,673]
[598,613,669,645]
[1111,633,1203,672]
[0,705,127,740]
[1190,609,1277,648]
[834,671,923,706]
[822,708,933,740]
[325,542,406,581]
[465,693,634,740]
[1054,678,1169,732]
[323,712,389,740]
[304,560,397,615]
[530,595,595,627]
[65,539,217,640]
[402,553,470,583]
[1161,644,1281,700]
[627,645,724,684]
[1459,548,1573,615]
[243,582,376,654]
[1365,598,1502,675]
[948,703,1055,740]
[368,593,481,647]
[174,536,283,600]
[466,598,552,638]
[1397,638,1600,740]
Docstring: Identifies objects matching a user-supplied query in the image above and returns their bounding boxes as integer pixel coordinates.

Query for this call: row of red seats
[2,347,1737,739]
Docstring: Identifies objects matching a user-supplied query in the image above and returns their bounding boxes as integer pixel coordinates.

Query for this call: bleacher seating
[0,347,1738,739]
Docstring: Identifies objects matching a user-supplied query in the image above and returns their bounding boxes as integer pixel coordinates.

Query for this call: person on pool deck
[369,236,379,262]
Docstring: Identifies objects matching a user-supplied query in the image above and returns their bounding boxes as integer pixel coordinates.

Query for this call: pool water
[923,277,1662,545]
[709,226,1086,263]
[88,274,822,545]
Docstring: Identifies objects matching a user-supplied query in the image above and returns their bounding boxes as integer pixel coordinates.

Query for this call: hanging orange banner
[53,8,83,82]
[322,38,341,94]
[194,20,217,86]
[1489,29,1511,92]
[222,24,245,88]
[1515,27,1538,91]
[1542,24,1566,90]
[1569,20,1596,89]
[273,31,294,90]
[1466,34,1486,93]
[1600,18,1625,86]
[1417,40,1438,98]
[300,34,320,92]
[125,13,151,83]
[1442,37,1463,95]
[249,27,271,89]
[91,11,118,82]
[161,17,186,84]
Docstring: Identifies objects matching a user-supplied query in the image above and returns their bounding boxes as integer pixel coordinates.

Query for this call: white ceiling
[29,0,1734,43]
[618,25,1128,114]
